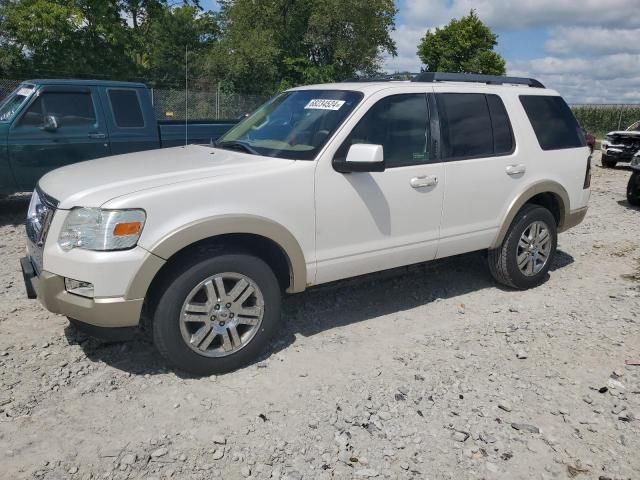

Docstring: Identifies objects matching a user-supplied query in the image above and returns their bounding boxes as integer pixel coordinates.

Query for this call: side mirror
[42,114,59,132]
[333,144,385,173]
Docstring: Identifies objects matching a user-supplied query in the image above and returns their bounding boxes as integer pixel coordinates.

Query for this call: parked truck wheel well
[143,233,292,322]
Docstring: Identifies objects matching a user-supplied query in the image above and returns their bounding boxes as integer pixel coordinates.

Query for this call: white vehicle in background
[21,72,591,375]
[601,120,640,168]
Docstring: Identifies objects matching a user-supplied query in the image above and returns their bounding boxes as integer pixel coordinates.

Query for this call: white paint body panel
[36,80,590,299]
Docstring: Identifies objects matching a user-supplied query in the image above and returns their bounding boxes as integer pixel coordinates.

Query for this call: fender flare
[490,181,570,249]
[128,214,308,298]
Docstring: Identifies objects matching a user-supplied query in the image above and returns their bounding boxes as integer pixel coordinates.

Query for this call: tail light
[583,155,591,189]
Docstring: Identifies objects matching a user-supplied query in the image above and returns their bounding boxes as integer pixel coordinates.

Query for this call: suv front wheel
[488,204,558,289]
[153,251,281,375]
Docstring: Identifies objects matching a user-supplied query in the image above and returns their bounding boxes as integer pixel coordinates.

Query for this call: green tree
[210,0,397,94]
[0,0,135,78]
[417,10,506,75]
[134,4,220,86]
[0,0,217,83]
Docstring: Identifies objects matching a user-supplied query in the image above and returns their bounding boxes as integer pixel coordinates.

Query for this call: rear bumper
[561,206,588,232]
[21,257,143,328]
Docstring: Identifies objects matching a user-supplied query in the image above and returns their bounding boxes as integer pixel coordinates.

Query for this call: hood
[606,130,640,138]
[39,145,295,209]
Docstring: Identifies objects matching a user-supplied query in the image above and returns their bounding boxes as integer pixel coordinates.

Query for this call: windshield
[215,90,364,160]
[0,84,35,122]
[627,120,640,131]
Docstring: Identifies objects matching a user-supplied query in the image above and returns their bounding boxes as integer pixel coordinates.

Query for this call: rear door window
[108,89,145,128]
[520,95,585,150]
[487,94,514,154]
[436,93,494,160]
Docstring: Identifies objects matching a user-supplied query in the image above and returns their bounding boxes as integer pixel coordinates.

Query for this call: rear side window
[108,89,144,128]
[520,95,585,150]
[436,93,514,160]
[487,95,514,154]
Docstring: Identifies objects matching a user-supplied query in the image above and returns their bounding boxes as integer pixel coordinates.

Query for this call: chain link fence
[151,87,268,120]
[0,78,268,121]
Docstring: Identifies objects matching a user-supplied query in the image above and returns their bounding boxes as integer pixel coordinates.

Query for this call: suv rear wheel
[153,251,281,375]
[488,204,557,289]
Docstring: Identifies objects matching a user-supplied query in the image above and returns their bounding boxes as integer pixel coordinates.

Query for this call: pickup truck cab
[0,79,235,195]
[21,73,591,375]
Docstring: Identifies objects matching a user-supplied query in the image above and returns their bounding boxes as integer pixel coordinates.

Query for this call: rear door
[434,89,521,258]
[8,86,110,190]
[98,87,159,155]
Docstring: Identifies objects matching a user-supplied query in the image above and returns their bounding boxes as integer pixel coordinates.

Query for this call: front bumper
[21,257,144,328]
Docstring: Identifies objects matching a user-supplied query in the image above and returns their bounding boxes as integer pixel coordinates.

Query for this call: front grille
[25,186,58,273]
[608,135,640,151]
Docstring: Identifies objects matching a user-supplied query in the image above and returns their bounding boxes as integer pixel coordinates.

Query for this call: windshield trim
[0,83,36,123]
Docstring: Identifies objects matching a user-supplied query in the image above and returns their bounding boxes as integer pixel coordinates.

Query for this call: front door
[8,87,110,190]
[314,91,444,284]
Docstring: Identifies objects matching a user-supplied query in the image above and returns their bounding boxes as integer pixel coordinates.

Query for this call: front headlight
[58,208,146,251]
[632,152,640,167]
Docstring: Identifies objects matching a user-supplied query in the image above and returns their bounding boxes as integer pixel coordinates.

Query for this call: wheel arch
[490,181,570,249]
[127,215,308,303]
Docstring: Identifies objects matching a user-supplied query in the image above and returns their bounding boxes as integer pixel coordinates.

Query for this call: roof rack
[411,72,544,88]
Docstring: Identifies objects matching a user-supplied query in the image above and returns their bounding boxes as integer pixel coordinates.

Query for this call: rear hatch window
[520,95,585,150]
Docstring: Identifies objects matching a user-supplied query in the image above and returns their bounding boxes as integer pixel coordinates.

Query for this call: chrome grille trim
[25,186,57,274]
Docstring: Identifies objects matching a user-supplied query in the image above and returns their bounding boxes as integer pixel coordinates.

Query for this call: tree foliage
[0,0,397,94]
[417,10,506,75]
[209,0,397,94]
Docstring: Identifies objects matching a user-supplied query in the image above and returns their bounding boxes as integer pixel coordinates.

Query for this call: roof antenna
[185,45,188,147]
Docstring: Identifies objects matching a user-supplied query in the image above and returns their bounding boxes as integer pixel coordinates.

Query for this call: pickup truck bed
[157,120,237,148]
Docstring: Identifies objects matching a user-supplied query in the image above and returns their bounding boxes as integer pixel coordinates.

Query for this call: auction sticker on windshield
[305,99,346,111]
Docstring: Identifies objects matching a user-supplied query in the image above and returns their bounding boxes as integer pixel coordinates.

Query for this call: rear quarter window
[520,95,585,150]
[108,89,145,128]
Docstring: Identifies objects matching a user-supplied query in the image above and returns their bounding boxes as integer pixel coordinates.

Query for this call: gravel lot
[0,153,639,480]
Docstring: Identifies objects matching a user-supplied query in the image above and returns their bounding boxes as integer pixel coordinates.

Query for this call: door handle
[410,175,438,188]
[506,164,526,175]
[88,133,106,139]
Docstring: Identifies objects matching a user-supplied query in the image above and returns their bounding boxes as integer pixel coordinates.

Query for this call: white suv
[21,73,591,375]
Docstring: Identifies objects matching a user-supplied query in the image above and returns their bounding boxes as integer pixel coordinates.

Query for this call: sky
[202,0,640,104]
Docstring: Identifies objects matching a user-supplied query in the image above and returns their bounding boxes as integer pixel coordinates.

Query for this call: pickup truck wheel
[627,171,640,206]
[488,204,557,290]
[153,252,281,375]
[601,154,617,168]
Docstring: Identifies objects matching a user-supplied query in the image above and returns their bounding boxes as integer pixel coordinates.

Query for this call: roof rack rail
[411,72,544,88]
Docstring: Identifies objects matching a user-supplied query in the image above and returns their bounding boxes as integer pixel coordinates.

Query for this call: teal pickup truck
[0,79,237,195]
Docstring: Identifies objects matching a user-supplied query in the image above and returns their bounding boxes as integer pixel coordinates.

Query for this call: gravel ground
[0,153,639,480]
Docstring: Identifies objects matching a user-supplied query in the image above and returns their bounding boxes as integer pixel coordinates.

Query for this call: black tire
[627,171,640,206]
[153,251,281,376]
[601,154,617,168]
[488,204,558,290]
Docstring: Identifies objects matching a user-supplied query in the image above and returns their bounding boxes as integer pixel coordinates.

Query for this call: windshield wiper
[215,140,259,155]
